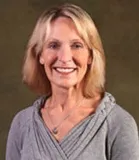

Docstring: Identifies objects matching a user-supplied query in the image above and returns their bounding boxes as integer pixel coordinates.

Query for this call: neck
[47,85,84,111]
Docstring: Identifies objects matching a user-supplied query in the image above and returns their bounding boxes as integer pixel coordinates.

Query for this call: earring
[40,57,44,64]
[88,58,92,65]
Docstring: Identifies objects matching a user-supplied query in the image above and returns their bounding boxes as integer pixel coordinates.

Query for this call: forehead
[51,17,75,27]
[46,17,82,41]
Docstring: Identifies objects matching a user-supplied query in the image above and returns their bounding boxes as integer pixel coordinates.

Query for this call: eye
[47,42,60,49]
[71,42,83,49]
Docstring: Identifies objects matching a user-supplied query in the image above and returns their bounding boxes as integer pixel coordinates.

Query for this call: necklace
[46,98,85,135]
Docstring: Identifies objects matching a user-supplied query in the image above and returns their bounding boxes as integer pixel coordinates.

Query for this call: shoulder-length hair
[22,3,106,98]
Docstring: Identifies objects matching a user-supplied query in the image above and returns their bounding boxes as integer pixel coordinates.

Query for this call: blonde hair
[22,3,106,98]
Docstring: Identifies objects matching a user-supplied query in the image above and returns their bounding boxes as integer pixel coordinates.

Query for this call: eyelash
[48,43,60,49]
[71,43,83,49]
[47,42,84,50]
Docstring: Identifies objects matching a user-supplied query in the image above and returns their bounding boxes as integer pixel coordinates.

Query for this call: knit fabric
[6,93,139,160]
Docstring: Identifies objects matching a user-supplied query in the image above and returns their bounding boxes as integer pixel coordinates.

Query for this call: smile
[54,67,76,73]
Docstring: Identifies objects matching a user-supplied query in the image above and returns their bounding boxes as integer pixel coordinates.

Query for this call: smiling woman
[22,3,105,98]
[40,17,91,90]
[6,3,139,160]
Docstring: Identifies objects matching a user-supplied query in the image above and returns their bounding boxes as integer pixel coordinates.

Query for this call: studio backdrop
[0,0,139,159]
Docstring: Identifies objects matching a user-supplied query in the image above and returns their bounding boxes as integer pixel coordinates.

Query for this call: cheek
[41,52,57,66]
[76,54,90,66]
[76,49,90,64]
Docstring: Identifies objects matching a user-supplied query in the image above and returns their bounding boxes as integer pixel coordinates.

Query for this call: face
[40,17,91,89]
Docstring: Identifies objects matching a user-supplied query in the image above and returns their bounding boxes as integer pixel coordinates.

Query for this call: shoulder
[107,102,139,146]
[11,106,34,129]
[101,92,138,142]
[104,93,139,159]
[102,92,138,131]
[6,96,45,153]
[6,97,46,158]
[107,102,138,133]
[10,96,45,130]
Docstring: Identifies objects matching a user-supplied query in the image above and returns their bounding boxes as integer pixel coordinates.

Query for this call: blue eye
[48,42,60,49]
[71,42,83,49]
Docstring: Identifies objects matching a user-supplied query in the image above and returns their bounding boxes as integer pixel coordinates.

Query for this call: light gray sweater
[6,93,139,160]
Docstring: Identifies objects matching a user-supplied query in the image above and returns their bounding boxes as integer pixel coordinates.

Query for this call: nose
[58,45,72,63]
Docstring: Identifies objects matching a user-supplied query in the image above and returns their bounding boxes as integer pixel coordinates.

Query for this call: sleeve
[107,106,139,160]
[6,113,22,160]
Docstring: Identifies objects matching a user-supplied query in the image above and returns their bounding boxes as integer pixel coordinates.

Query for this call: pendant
[52,128,58,134]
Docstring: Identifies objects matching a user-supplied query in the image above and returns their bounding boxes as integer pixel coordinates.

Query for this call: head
[22,3,106,98]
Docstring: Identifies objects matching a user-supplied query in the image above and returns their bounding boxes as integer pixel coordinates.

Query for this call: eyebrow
[45,38,59,43]
[46,38,84,44]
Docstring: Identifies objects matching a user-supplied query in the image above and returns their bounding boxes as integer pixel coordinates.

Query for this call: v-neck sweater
[6,92,139,160]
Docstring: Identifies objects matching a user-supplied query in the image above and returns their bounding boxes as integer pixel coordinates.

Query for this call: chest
[20,115,109,160]
[21,132,108,160]
[41,106,95,141]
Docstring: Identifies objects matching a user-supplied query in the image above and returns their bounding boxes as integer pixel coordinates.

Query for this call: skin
[40,17,100,141]
[40,17,91,91]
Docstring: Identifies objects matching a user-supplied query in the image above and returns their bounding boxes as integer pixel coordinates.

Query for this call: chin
[59,82,77,89]
[51,80,78,89]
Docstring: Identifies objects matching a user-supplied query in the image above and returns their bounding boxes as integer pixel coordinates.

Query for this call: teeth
[55,68,75,73]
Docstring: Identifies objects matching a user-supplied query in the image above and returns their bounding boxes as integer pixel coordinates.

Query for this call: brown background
[0,0,139,159]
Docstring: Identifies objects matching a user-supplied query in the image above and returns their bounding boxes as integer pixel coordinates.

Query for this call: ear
[39,56,44,65]
[87,55,92,65]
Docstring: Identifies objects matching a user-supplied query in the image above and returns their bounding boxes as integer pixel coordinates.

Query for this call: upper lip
[53,66,77,69]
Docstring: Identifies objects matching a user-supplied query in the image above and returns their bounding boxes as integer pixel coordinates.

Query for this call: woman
[6,3,139,160]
